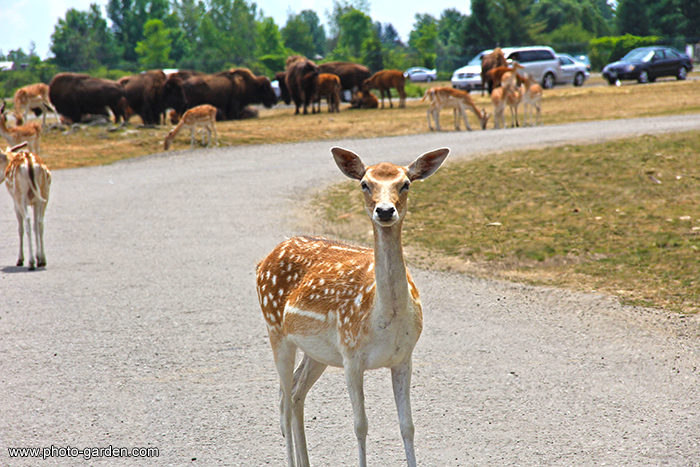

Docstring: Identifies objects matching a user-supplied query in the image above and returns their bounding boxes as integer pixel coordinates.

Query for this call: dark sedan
[602,46,693,84]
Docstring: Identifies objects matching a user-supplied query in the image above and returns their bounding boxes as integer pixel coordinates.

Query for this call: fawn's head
[331,147,450,228]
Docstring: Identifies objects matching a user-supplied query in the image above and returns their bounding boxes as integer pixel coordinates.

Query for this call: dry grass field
[16,73,700,170]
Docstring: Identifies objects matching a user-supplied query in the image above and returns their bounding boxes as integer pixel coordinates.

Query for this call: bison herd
[36,57,400,129]
[1,55,452,152]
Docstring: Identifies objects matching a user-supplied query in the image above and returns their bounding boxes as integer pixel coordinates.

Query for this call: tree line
[1,0,699,96]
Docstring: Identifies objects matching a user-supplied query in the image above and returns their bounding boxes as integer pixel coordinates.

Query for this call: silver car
[451,51,490,91]
[452,46,562,91]
[556,53,590,86]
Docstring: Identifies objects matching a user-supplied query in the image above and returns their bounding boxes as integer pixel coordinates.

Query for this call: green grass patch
[319,131,700,313]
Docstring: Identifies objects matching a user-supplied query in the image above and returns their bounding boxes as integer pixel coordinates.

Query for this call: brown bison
[318,62,371,98]
[285,56,319,115]
[181,69,276,120]
[481,48,507,95]
[49,73,129,124]
[363,69,406,109]
[349,91,378,109]
[119,70,187,125]
[314,73,341,113]
[274,72,291,105]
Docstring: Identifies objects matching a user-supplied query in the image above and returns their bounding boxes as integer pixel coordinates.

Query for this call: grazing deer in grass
[363,69,406,109]
[522,74,543,127]
[0,102,42,154]
[13,83,59,126]
[257,146,450,467]
[0,142,52,270]
[421,86,490,131]
[163,104,218,150]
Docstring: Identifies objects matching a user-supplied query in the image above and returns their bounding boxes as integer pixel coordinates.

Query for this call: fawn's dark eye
[400,181,410,192]
[361,181,369,192]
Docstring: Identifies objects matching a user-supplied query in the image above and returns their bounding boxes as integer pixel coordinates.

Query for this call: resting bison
[181,69,276,120]
[49,73,128,124]
[318,62,371,98]
[285,56,319,115]
[119,70,187,125]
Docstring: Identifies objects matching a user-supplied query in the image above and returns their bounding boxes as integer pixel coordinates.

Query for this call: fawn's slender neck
[372,222,410,319]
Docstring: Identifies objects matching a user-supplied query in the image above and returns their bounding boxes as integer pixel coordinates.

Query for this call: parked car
[602,46,693,84]
[505,46,562,89]
[556,53,590,86]
[451,51,489,91]
[576,55,592,72]
[404,67,438,82]
[452,46,562,91]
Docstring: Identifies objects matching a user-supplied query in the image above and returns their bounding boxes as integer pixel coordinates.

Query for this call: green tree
[336,8,373,59]
[50,4,121,70]
[616,0,650,36]
[464,0,502,51]
[327,0,370,38]
[257,16,286,57]
[135,19,173,68]
[680,0,700,37]
[409,14,438,68]
[107,0,169,63]
[282,12,315,57]
[361,30,383,71]
[298,10,326,57]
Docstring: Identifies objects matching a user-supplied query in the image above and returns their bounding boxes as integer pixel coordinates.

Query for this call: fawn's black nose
[375,206,396,222]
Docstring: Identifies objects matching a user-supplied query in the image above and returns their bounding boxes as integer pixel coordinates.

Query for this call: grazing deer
[363,69,406,109]
[163,104,218,150]
[522,74,543,127]
[0,102,42,154]
[257,146,450,467]
[13,83,59,126]
[0,142,51,270]
[421,86,490,131]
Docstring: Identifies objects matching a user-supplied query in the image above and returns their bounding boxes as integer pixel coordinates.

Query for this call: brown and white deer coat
[0,143,51,270]
[13,83,59,126]
[163,104,218,150]
[422,86,490,131]
[0,102,41,154]
[257,147,450,467]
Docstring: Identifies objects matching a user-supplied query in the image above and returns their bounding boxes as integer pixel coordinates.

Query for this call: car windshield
[622,49,654,62]
[467,55,483,66]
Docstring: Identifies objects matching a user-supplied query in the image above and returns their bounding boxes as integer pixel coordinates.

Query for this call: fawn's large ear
[407,148,450,181]
[331,147,366,181]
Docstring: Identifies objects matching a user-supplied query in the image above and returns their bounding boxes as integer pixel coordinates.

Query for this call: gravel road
[1,115,700,466]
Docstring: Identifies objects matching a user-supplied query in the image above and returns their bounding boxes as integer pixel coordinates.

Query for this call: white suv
[452,46,562,91]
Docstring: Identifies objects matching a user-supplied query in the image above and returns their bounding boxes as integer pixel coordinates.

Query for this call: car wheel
[607,78,617,85]
[573,72,584,87]
[426,77,432,82]
[677,66,688,80]
[637,69,649,84]
[542,72,555,89]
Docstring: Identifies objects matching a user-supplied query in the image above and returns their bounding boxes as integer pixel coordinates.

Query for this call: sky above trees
[0,0,468,59]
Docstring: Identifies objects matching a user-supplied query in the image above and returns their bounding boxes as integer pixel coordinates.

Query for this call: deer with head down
[421,86,490,131]
[13,83,59,126]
